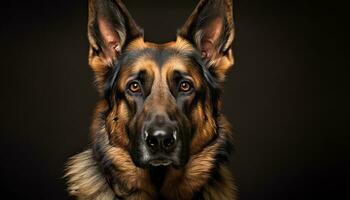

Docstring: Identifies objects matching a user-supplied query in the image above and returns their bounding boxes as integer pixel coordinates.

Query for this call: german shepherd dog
[65,0,237,199]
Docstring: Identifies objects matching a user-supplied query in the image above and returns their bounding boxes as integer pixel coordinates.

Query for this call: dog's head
[88,0,234,168]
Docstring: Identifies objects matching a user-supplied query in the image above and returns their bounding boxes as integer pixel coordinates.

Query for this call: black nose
[145,128,177,152]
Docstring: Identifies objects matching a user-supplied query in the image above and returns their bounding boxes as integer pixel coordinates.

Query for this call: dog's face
[88,0,234,168]
[113,40,208,167]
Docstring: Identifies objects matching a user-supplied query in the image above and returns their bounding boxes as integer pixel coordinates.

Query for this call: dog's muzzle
[142,114,179,167]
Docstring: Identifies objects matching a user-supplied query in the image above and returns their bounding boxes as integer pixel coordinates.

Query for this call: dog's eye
[179,81,192,92]
[128,81,142,93]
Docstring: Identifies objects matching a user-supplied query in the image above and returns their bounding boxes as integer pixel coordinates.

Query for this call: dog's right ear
[178,0,234,81]
[88,0,143,93]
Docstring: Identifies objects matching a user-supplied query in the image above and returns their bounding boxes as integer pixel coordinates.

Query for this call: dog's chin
[148,159,173,167]
[131,156,178,169]
[135,157,182,169]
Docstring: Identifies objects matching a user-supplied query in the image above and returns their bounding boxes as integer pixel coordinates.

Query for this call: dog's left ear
[178,0,234,81]
[88,0,143,94]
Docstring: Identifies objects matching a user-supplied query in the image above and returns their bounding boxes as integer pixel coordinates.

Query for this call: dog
[65,0,237,199]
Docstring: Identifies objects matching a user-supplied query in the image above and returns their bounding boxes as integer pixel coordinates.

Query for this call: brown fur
[66,0,237,199]
[66,110,236,199]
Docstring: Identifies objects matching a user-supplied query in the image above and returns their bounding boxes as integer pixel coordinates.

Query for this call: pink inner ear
[98,17,121,61]
[200,17,223,60]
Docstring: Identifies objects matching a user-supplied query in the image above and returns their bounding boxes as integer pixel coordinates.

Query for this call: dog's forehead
[126,37,195,54]
[121,37,197,73]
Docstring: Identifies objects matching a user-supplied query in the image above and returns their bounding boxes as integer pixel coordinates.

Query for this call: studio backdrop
[1,0,346,200]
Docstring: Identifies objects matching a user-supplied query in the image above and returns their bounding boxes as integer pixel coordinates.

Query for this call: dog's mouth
[148,158,173,167]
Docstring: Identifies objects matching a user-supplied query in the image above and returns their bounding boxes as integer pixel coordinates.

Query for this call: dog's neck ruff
[65,119,234,200]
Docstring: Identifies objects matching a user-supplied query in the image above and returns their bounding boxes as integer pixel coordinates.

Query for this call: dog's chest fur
[66,0,237,199]
[65,118,237,200]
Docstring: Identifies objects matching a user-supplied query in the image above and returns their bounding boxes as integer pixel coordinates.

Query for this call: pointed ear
[88,0,143,93]
[178,0,234,81]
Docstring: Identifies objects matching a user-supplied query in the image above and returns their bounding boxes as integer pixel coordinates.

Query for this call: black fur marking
[92,135,121,198]
[207,131,235,188]
[104,60,122,107]
[189,52,221,119]
[192,190,205,200]
[215,133,234,165]
[149,166,167,189]
[92,133,139,199]
[207,168,223,188]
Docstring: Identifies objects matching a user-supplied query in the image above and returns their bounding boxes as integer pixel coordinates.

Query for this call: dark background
[0,0,348,199]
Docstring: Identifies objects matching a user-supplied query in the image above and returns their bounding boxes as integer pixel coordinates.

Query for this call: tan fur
[89,49,111,95]
[106,100,130,148]
[162,55,203,89]
[66,1,237,199]
[171,37,196,53]
[126,38,148,52]
[190,102,217,155]
[161,128,229,200]
[69,31,236,200]
[126,37,195,54]
[203,165,238,199]
[66,116,236,200]
[65,150,116,200]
